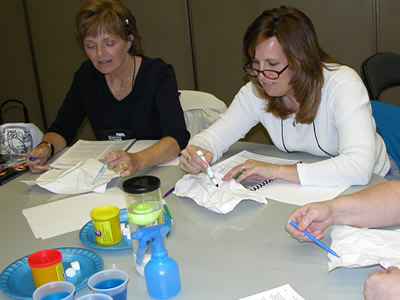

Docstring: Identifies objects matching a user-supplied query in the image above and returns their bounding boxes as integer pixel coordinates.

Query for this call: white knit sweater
[190,65,389,186]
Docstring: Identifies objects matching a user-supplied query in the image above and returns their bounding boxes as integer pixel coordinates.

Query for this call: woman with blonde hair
[27,0,189,176]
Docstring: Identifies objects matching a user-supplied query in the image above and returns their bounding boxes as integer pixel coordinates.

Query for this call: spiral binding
[249,179,274,191]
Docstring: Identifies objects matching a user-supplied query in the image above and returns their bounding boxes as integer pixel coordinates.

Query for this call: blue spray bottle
[131,224,181,299]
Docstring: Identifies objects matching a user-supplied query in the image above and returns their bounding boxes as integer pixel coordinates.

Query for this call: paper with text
[239,284,304,300]
[213,150,300,173]
[213,150,349,206]
[50,139,179,169]
[51,139,135,169]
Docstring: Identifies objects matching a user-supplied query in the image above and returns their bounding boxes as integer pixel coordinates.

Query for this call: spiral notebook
[240,178,274,191]
[212,150,349,206]
[212,150,301,191]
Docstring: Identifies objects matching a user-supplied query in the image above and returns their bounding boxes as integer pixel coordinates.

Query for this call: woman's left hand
[222,159,278,182]
[222,159,300,183]
[104,150,138,177]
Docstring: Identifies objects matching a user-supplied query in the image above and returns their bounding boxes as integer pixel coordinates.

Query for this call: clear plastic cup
[88,269,129,300]
[76,294,113,300]
[32,281,75,300]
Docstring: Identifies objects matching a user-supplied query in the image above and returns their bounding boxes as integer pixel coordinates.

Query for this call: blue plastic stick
[92,163,108,185]
[289,220,340,258]
[92,139,137,185]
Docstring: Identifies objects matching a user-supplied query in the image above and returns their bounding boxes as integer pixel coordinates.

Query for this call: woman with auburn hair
[180,6,398,186]
[26,0,189,177]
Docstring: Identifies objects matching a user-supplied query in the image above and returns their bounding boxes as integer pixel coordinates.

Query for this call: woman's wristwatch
[37,141,55,158]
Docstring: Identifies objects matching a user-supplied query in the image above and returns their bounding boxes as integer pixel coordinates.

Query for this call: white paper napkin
[328,225,400,271]
[174,172,267,214]
[22,187,126,239]
[24,158,119,194]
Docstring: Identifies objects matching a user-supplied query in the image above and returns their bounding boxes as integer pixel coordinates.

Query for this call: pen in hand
[92,163,109,185]
[196,150,219,187]
[289,220,340,258]
[92,139,137,185]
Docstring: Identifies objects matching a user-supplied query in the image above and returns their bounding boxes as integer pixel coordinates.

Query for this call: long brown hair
[75,0,143,55]
[243,6,341,123]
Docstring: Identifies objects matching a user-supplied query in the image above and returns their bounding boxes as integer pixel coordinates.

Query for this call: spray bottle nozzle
[130,224,170,264]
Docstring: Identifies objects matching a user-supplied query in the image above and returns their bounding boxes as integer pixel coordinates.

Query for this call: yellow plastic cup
[27,249,65,288]
[90,205,122,246]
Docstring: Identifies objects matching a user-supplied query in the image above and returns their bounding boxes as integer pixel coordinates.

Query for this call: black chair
[360,52,400,100]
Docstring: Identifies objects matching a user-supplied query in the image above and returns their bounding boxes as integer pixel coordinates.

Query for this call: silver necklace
[108,56,136,97]
[291,113,298,127]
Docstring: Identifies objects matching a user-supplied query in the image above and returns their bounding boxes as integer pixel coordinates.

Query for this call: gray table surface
[0,142,387,300]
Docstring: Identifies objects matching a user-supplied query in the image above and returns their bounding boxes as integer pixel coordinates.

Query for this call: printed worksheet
[213,150,349,206]
[50,139,136,169]
[50,139,180,169]
[213,150,300,173]
[239,284,305,300]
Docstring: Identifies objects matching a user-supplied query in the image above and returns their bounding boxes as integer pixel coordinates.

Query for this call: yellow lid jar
[90,205,122,246]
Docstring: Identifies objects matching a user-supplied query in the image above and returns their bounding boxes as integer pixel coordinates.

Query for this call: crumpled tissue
[25,158,119,194]
[328,224,400,271]
[174,171,267,214]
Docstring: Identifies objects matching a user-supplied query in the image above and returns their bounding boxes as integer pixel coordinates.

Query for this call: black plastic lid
[122,176,161,194]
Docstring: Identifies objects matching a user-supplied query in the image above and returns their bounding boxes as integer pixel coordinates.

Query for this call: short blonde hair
[75,0,143,55]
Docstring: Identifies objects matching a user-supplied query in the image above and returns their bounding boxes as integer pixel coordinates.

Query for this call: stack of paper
[22,187,126,239]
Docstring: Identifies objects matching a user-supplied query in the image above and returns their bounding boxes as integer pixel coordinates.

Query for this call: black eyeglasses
[243,64,288,80]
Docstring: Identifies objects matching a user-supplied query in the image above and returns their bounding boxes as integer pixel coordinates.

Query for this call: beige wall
[376,0,400,105]
[1,0,399,145]
[0,1,43,127]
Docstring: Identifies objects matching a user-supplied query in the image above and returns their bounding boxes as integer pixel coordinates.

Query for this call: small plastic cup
[90,206,122,246]
[28,249,65,288]
[88,269,129,300]
[32,281,75,300]
[76,294,113,300]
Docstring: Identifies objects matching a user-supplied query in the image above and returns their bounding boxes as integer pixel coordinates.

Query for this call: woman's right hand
[179,145,213,174]
[25,145,51,173]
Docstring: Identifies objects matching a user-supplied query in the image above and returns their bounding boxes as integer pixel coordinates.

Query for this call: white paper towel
[23,158,118,194]
[174,172,267,214]
[328,225,400,271]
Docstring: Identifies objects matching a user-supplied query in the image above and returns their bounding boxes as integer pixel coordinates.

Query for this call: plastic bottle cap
[90,205,119,221]
[27,249,62,268]
[122,176,160,194]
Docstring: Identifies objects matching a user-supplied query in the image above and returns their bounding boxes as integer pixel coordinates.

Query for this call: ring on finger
[241,164,246,169]
[187,155,192,162]
[121,162,128,171]
[180,161,188,170]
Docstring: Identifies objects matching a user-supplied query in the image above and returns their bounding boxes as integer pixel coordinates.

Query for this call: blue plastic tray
[0,247,103,300]
[79,208,172,250]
